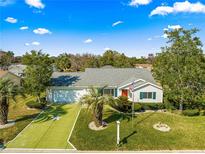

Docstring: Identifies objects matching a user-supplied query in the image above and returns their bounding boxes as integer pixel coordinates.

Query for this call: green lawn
[0,95,40,143]
[7,103,80,149]
[70,108,205,151]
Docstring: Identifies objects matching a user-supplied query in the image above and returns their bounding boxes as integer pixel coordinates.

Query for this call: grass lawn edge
[67,105,82,151]
[5,110,45,148]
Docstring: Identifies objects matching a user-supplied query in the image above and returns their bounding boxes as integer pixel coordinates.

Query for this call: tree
[0,51,14,70]
[80,87,113,127]
[0,79,23,125]
[99,50,133,67]
[55,53,71,72]
[153,28,205,111]
[23,51,53,103]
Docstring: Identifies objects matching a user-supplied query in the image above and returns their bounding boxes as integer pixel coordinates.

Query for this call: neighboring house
[0,51,6,59]
[8,64,26,77]
[135,64,152,71]
[0,70,21,86]
[47,66,163,103]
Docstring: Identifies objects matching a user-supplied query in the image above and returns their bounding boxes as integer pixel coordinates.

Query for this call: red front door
[121,90,128,97]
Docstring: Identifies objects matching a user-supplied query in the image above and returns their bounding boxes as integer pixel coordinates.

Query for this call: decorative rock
[153,122,171,132]
[27,107,37,110]
[88,121,108,131]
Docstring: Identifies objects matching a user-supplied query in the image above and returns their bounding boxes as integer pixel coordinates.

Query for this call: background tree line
[0,49,153,72]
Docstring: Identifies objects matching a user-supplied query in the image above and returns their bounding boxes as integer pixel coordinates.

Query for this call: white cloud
[31,41,40,46]
[147,38,152,41]
[84,38,93,44]
[150,1,205,16]
[25,0,45,9]
[104,47,111,51]
[5,17,17,23]
[163,28,169,31]
[20,26,29,30]
[161,34,168,39]
[150,6,173,16]
[129,0,152,6]
[33,28,51,35]
[163,25,182,31]
[167,25,182,30]
[112,21,123,27]
[25,43,30,46]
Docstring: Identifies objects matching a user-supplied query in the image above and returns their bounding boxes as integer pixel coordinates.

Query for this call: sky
[1,0,205,57]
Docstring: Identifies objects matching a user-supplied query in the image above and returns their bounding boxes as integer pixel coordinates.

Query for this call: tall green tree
[80,87,113,127]
[23,51,53,103]
[153,28,205,110]
[0,51,14,70]
[0,79,23,125]
[100,50,133,67]
[55,53,71,72]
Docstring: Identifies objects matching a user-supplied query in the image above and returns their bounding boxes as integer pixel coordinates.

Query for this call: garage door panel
[53,89,88,103]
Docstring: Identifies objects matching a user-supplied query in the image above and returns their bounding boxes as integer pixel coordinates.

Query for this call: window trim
[103,88,114,96]
[140,92,156,99]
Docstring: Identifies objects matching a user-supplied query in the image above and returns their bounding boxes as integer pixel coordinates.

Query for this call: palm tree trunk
[37,93,41,103]
[93,103,103,127]
[0,96,9,125]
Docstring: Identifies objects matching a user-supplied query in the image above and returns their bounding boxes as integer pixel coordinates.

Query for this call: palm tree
[0,79,23,125]
[80,87,113,127]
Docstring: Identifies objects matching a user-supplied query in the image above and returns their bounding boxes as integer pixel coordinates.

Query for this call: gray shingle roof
[50,67,156,87]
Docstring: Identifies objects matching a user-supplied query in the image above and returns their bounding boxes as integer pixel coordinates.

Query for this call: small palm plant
[0,79,24,125]
[80,87,113,127]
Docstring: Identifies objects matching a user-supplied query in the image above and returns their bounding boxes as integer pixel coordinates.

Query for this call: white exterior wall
[47,88,89,103]
[133,84,163,103]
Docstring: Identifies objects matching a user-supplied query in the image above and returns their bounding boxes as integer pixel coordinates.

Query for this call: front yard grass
[0,95,40,143]
[70,108,205,151]
[7,103,81,149]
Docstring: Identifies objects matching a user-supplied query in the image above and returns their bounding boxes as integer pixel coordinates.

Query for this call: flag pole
[131,81,135,130]
[129,81,135,130]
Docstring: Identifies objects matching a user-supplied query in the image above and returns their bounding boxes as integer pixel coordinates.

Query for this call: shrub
[182,109,200,116]
[110,96,132,113]
[0,138,4,149]
[140,103,165,111]
[0,139,4,144]
[26,101,46,109]
[134,103,142,112]
[200,110,205,116]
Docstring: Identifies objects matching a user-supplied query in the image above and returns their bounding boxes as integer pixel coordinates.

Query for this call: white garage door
[52,89,88,103]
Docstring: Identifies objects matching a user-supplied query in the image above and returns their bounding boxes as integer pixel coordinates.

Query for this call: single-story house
[0,70,21,86]
[47,66,163,104]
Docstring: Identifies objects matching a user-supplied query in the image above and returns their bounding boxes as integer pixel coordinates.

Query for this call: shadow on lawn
[120,130,137,145]
[33,105,68,123]
[16,114,39,122]
[118,112,156,146]
[104,110,135,124]
[135,111,156,126]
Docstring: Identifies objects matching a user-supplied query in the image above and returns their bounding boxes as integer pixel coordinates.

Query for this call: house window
[103,89,114,96]
[129,90,132,98]
[140,92,156,99]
